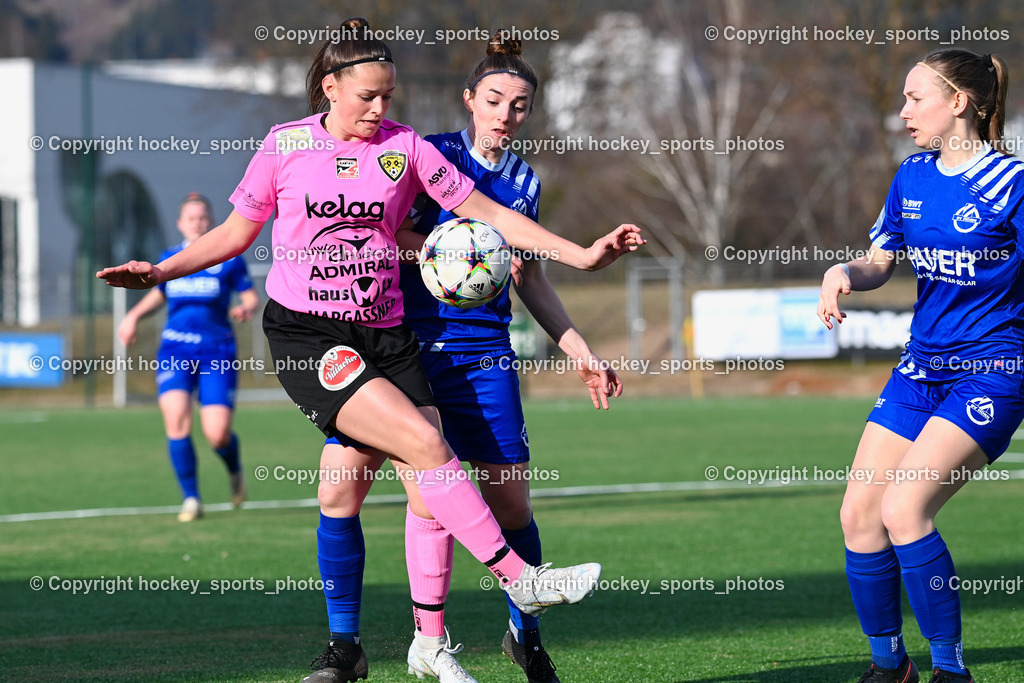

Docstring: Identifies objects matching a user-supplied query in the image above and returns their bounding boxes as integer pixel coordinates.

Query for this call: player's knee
[492,502,532,530]
[839,492,882,541]
[480,483,532,528]
[164,420,191,440]
[879,491,925,541]
[408,426,448,466]
[204,429,232,450]
[318,481,361,516]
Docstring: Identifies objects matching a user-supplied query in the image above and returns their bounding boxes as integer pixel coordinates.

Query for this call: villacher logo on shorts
[965,396,995,426]
[318,345,366,391]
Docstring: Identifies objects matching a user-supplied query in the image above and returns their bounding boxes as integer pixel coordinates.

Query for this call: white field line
[2,471,1022,524]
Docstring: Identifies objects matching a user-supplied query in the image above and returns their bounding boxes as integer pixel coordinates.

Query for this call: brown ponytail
[921,48,1009,153]
[305,17,393,114]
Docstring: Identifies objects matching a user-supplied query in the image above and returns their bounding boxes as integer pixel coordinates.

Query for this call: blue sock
[168,437,199,499]
[214,433,241,473]
[893,530,965,674]
[318,513,365,639]
[503,518,542,646]
[846,546,906,669]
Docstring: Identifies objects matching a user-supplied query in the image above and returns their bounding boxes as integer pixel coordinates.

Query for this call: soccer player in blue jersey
[319,32,623,683]
[118,193,259,522]
[818,49,1016,683]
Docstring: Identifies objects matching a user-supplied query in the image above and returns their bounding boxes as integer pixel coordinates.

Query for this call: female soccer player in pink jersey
[99,16,643,683]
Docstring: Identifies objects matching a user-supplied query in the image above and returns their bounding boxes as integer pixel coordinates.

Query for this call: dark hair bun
[342,17,370,31]
[487,29,522,57]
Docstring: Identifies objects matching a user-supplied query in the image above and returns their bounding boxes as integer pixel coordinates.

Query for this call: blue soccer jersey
[870,145,1024,368]
[401,130,540,353]
[157,243,254,353]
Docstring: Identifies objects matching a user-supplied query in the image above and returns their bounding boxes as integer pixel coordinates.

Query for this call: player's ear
[463,89,474,114]
[322,74,339,103]
[951,90,970,117]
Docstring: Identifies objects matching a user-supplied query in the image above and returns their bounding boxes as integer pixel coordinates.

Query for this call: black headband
[324,55,393,78]
[469,68,537,92]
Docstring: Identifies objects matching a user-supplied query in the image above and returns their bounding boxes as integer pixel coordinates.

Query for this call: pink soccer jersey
[230,114,475,326]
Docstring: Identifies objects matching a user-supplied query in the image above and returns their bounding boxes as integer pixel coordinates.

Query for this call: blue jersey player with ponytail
[819,49,1021,683]
[400,33,624,683]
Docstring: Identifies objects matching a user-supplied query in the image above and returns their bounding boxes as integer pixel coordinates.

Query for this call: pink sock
[416,459,527,584]
[406,507,452,638]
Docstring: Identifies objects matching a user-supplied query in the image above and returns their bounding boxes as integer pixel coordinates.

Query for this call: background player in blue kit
[818,49,1018,683]
[119,193,259,522]
[324,31,623,683]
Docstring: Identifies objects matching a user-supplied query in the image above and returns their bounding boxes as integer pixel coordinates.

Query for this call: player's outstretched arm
[452,189,644,271]
[817,245,898,330]
[98,211,264,289]
[515,259,622,409]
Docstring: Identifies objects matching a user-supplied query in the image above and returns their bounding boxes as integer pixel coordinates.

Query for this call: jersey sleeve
[527,178,540,222]
[410,133,475,212]
[409,192,442,234]
[229,131,278,223]
[868,168,905,252]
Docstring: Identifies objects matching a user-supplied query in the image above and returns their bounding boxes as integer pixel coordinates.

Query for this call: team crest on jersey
[377,150,407,182]
[953,203,981,233]
[336,157,359,179]
[275,126,315,156]
[318,345,365,391]
[966,396,994,425]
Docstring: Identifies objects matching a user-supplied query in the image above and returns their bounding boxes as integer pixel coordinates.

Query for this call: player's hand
[817,264,851,330]
[509,253,525,287]
[230,305,255,322]
[575,354,623,409]
[117,317,138,346]
[583,224,645,271]
[96,261,163,290]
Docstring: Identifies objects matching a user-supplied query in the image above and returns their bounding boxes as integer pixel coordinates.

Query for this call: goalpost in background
[626,256,684,363]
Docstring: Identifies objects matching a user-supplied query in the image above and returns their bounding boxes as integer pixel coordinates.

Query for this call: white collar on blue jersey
[935,142,992,177]
[462,129,508,172]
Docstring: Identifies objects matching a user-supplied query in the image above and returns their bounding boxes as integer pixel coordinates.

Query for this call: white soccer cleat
[406,628,478,682]
[177,496,203,522]
[502,562,602,616]
[229,471,246,508]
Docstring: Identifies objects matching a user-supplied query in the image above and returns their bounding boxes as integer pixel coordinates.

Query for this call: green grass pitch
[1,397,1022,681]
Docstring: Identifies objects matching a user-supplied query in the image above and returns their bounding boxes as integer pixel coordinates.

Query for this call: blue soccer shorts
[156,343,238,409]
[867,358,1024,462]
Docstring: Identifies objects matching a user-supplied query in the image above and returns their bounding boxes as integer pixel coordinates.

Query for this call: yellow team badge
[377,150,407,182]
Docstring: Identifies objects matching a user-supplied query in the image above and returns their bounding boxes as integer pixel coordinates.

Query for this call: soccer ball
[418,217,511,309]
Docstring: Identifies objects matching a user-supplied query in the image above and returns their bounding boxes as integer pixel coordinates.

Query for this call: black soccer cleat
[302,639,368,683]
[857,655,919,683]
[928,668,973,683]
[502,630,560,683]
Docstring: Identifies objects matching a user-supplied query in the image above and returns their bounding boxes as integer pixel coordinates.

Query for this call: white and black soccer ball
[418,217,511,309]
